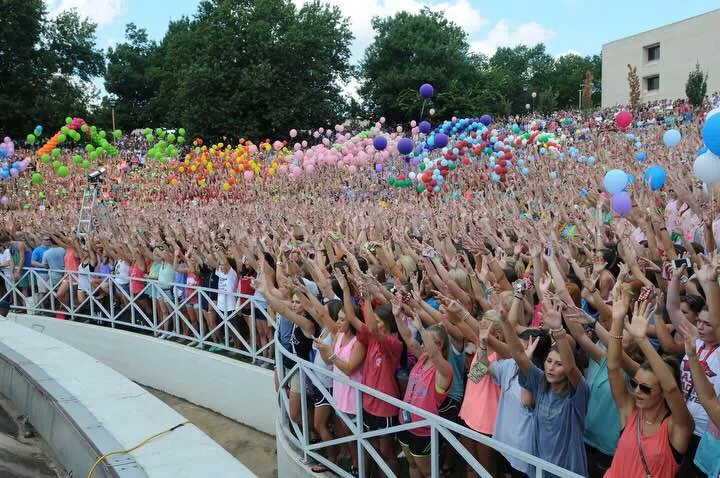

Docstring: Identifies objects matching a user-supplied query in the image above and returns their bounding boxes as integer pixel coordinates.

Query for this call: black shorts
[312,386,333,408]
[397,430,431,457]
[496,453,529,478]
[438,396,461,423]
[362,411,397,432]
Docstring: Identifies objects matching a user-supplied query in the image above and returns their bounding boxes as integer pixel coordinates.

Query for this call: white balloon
[409,172,417,180]
[693,151,720,184]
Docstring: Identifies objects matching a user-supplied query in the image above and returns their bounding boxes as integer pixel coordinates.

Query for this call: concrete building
[601,9,720,108]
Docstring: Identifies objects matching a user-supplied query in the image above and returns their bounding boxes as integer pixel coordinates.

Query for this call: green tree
[553,53,601,110]
[685,62,708,109]
[536,86,558,114]
[0,2,104,138]
[359,9,480,124]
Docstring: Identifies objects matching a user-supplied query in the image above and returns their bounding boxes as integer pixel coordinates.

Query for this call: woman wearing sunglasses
[605,292,693,478]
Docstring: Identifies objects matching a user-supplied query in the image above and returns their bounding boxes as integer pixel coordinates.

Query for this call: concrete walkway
[145,388,278,478]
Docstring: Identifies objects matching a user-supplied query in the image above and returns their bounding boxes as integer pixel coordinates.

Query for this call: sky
[45,0,719,97]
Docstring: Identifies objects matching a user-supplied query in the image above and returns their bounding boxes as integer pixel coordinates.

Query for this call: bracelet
[610,333,623,340]
[328,353,337,362]
[551,329,566,337]
[461,311,471,322]
[549,327,564,333]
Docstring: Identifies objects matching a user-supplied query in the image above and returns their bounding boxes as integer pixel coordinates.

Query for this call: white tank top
[681,339,720,436]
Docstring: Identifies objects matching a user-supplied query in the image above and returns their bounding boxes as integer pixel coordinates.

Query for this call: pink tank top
[332,332,363,415]
[399,355,451,437]
[605,411,680,478]
[459,351,500,434]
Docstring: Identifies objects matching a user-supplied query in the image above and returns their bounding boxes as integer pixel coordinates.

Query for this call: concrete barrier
[7,313,277,436]
[0,316,255,478]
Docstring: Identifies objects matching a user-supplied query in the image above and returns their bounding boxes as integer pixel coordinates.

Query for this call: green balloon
[114,129,122,138]
[26,134,36,144]
[38,192,46,199]
[65,117,72,125]
[178,128,186,136]
[167,133,176,143]
[72,155,82,165]
[85,144,95,153]
[417,183,426,192]
[89,151,98,161]
[81,159,90,169]
[144,128,152,135]
[419,162,426,171]
[388,177,395,185]
[81,124,88,132]
[31,173,42,184]
[177,136,185,145]
[52,148,61,157]
[57,134,67,143]
[99,130,106,139]
[146,134,154,143]
[71,131,81,141]
[449,162,456,170]
[57,165,69,177]
[41,154,50,164]
[91,125,97,132]
[61,126,70,135]
[155,128,163,136]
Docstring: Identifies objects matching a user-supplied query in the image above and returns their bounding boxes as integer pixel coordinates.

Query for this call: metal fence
[1,267,582,478]
[0,267,275,366]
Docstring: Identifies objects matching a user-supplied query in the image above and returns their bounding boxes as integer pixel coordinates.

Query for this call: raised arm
[608,287,634,425]
[684,334,720,430]
[497,297,533,375]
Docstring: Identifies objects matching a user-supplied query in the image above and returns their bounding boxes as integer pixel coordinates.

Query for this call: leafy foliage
[627,64,640,111]
[685,62,708,108]
[0,1,104,138]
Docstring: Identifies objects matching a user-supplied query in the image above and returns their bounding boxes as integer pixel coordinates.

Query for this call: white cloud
[45,0,126,27]
[470,20,555,56]
[292,0,488,62]
[554,49,581,59]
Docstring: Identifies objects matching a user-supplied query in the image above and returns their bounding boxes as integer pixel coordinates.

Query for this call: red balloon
[615,110,633,129]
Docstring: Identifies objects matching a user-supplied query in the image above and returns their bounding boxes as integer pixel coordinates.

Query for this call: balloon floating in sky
[396,138,414,155]
[419,121,431,134]
[604,169,628,193]
[373,135,387,151]
[419,83,434,99]
[663,129,681,148]
[643,165,667,191]
[611,191,632,215]
[434,133,449,148]
[615,110,633,129]
[693,150,720,184]
[702,113,720,156]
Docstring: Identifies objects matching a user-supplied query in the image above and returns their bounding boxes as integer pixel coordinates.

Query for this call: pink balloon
[452,116,457,122]
[429,108,436,116]
[290,165,301,175]
[410,120,417,128]
[318,127,325,134]
[313,131,320,139]
[305,164,315,173]
[10,168,19,177]
[0,196,8,206]
[396,126,403,133]
[301,140,308,148]
[294,143,301,150]
[248,144,258,154]
[244,170,255,181]
[348,165,357,173]
[322,138,330,146]
[380,117,386,124]
[289,129,298,138]
[337,124,345,132]
[273,141,283,151]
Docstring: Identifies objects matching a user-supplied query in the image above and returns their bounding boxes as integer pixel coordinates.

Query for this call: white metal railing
[1,266,582,478]
[274,335,584,478]
[0,267,275,365]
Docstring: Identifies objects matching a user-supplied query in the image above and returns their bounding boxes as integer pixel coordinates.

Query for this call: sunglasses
[629,378,654,395]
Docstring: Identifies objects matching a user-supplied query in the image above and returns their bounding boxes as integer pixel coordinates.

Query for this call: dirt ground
[145,387,278,478]
[0,395,63,478]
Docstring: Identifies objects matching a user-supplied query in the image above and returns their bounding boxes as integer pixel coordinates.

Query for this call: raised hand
[625,300,652,340]
[541,299,563,330]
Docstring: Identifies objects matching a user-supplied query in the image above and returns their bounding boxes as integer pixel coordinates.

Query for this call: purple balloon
[373,135,388,151]
[419,83,434,99]
[435,133,449,148]
[480,114,492,126]
[418,121,431,134]
[611,191,633,215]
[411,157,421,166]
[375,163,383,173]
[397,137,414,155]
[9,168,19,177]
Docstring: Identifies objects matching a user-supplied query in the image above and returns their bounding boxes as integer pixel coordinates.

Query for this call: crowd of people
[2,95,720,478]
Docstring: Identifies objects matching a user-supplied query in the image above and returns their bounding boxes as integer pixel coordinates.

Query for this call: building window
[646,44,660,61]
[645,75,660,91]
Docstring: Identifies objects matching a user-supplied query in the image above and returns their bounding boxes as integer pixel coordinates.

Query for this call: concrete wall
[8,314,277,436]
[601,9,720,107]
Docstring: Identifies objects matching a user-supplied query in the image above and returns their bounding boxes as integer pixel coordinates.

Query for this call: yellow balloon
[190,165,197,172]
[223,182,231,191]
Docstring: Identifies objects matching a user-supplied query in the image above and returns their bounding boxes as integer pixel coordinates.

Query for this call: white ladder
[76,186,99,238]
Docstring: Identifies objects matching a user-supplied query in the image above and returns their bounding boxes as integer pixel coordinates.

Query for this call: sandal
[311,464,331,474]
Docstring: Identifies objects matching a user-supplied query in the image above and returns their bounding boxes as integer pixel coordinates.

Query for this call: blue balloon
[663,129,681,148]
[550,171,558,179]
[702,114,720,156]
[419,83,434,99]
[625,133,635,141]
[580,188,589,198]
[373,135,387,151]
[427,136,435,147]
[604,169,628,193]
[452,147,459,155]
[540,147,547,155]
[490,136,498,144]
[643,165,667,191]
[433,186,441,193]
[521,167,529,176]
[435,133,449,148]
[636,151,647,161]
[587,156,596,166]
[440,159,448,167]
[396,137,414,155]
[491,173,500,182]
[635,141,642,149]
[517,159,525,166]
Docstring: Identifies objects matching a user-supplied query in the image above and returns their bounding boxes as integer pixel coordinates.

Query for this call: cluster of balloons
[0,137,15,159]
[693,108,720,184]
[1,157,32,181]
[603,163,667,215]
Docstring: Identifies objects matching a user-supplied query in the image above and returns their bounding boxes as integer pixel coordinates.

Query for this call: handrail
[274,332,584,478]
[1,266,583,478]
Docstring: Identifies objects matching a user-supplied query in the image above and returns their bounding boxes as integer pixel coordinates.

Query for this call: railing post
[431,426,439,478]
[250,300,257,364]
[299,364,309,464]
[355,386,365,478]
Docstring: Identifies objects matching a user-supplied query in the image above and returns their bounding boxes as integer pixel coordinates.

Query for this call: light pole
[531,91,537,112]
[109,99,116,133]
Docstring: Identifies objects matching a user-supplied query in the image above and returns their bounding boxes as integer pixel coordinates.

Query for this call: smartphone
[672,258,693,276]
[544,245,553,257]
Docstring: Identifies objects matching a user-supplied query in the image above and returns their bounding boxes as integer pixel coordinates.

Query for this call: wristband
[610,333,623,340]
[549,327,564,333]
[328,353,337,362]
